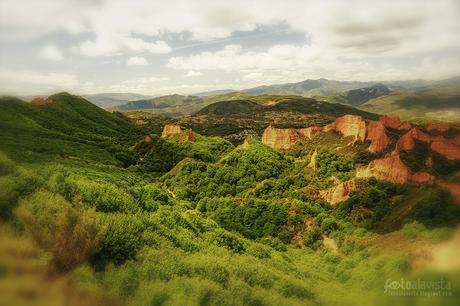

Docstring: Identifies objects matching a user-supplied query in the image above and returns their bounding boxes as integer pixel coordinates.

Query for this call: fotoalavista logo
[384,278,453,297]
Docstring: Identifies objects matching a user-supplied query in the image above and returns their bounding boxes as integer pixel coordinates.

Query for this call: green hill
[83,92,153,108]
[195,99,265,116]
[0,92,143,164]
[360,91,460,123]
[112,94,206,115]
[242,78,372,96]
[328,84,391,106]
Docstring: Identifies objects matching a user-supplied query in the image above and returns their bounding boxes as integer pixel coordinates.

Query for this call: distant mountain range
[78,77,460,122]
[113,94,204,111]
[327,84,391,106]
[82,93,154,108]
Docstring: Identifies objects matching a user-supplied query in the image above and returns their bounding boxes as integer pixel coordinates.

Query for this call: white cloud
[185,70,203,77]
[38,44,64,61]
[123,76,169,84]
[168,43,460,82]
[0,68,78,95]
[80,37,171,57]
[168,44,318,72]
[2,0,458,54]
[242,72,262,81]
[1,0,460,94]
[126,56,149,66]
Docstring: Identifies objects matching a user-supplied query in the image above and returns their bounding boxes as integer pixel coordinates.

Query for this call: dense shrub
[94,213,149,266]
[412,190,460,227]
[399,140,430,172]
[138,134,233,172]
[134,183,172,211]
[48,172,140,213]
[205,229,246,254]
[198,197,292,242]
[16,191,103,273]
[336,180,405,228]
[312,150,354,188]
[165,140,291,201]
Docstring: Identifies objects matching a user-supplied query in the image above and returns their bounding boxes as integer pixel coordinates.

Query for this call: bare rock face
[161,124,195,142]
[324,115,366,142]
[31,96,52,106]
[394,129,460,160]
[431,138,460,160]
[379,115,401,129]
[453,135,460,146]
[162,124,182,138]
[398,122,412,130]
[356,153,434,184]
[308,149,318,170]
[411,172,435,184]
[320,179,358,205]
[366,121,391,153]
[427,123,451,133]
[262,125,321,150]
[379,115,411,130]
[262,126,301,150]
[395,128,431,152]
[298,127,322,139]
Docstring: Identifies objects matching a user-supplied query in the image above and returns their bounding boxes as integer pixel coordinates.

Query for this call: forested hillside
[1,93,459,306]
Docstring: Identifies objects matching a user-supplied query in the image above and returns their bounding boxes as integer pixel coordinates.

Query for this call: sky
[0,0,459,96]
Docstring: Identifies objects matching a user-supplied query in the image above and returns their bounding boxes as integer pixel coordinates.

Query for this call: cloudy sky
[1,0,459,96]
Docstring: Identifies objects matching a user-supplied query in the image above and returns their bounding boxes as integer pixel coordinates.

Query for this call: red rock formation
[379,115,411,130]
[395,132,415,152]
[398,122,412,130]
[394,129,460,160]
[366,121,391,153]
[453,136,460,146]
[262,125,322,150]
[431,139,460,160]
[379,115,401,129]
[298,127,322,139]
[427,123,450,133]
[398,121,412,131]
[31,96,52,106]
[161,125,195,142]
[320,179,358,205]
[324,115,366,141]
[411,172,435,184]
[395,128,431,152]
[262,126,300,150]
[356,153,434,184]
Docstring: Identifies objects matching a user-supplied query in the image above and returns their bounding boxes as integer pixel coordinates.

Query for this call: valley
[93,77,460,124]
[1,92,459,306]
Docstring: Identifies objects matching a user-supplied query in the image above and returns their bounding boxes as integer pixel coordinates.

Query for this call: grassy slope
[1,93,459,306]
[360,91,460,123]
[0,93,144,164]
